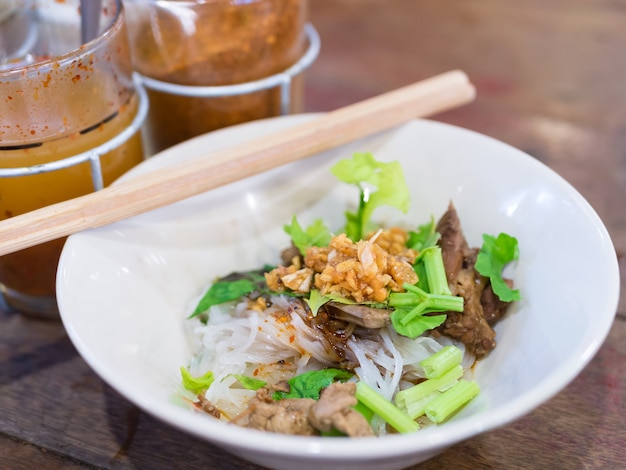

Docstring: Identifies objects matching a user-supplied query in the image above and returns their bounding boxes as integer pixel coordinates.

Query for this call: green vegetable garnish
[191,279,256,318]
[424,379,480,423]
[389,308,448,339]
[305,289,359,317]
[414,246,452,296]
[284,216,332,256]
[355,382,420,433]
[395,364,464,419]
[190,268,272,318]
[231,374,267,391]
[388,244,463,338]
[389,279,463,339]
[475,233,521,302]
[274,368,354,400]
[180,367,214,394]
[407,216,440,252]
[408,219,442,292]
[395,345,478,422]
[331,152,410,241]
[304,289,331,317]
[420,345,463,379]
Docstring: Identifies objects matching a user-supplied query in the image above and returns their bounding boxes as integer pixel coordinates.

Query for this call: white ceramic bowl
[57,115,620,470]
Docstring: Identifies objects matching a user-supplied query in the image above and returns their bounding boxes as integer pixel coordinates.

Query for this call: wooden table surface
[2,1,625,468]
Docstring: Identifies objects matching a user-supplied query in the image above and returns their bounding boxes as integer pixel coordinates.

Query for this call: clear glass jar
[0,0,146,318]
[123,0,315,155]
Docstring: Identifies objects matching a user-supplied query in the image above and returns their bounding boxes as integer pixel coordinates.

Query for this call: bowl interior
[57,115,619,468]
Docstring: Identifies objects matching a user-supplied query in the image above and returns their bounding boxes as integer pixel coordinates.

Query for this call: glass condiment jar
[123,0,318,155]
[0,0,147,318]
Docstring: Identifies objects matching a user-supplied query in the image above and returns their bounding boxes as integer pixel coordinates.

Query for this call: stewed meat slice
[324,302,391,329]
[308,382,374,437]
[436,202,471,281]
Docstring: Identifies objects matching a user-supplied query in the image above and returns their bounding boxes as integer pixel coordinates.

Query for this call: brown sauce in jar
[124,0,308,154]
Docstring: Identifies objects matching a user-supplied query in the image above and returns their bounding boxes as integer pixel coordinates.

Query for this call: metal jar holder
[0,23,320,192]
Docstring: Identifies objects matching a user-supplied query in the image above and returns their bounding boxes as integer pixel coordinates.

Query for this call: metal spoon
[80,0,102,43]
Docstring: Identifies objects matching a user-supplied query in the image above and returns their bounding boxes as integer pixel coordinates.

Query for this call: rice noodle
[187,294,471,427]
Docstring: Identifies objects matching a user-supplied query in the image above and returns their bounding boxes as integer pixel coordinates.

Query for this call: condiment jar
[0,0,147,318]
[123,0,319,155]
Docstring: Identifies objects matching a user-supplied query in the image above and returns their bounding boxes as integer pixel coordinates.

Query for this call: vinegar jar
[0,0,147,318]
[123,0,319,155]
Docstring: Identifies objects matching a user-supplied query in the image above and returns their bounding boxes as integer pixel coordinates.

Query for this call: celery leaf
[180,367,214,394]
[407,215,440,251]
[475,233,521,302]
[304,289,331,316]
[284,216,332,256]
[274,368,354,400]
[331,152,410,240]
[231,374,267,391]
[390,309,447,338]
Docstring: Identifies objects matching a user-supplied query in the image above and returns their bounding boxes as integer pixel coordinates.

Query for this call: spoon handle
[0,70,475,256]
[80,0,102,43]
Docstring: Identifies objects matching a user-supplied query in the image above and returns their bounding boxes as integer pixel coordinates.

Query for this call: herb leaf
[274,368,354,400]
[304,289,331,316]
[475,233,521,302]
[304,290,358,316]
[231,374,267,391]
[390,309,448,338]
[191,279,256,318]
[190,268,273,318]
[407,216,440,251]
[331,152,410,241]
[180,367,214,394]
[284,216,332,256]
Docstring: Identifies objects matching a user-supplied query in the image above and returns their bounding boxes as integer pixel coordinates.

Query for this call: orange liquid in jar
[0,95,144,310]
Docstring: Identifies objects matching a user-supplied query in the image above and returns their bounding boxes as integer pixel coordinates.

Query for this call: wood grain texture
[1,1,625,469]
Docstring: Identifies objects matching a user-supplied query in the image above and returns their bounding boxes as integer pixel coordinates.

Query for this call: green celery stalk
[413,260,429,292]
[387,291,421,307]
[388,282,463,339]
[400,391,440,421]
[355,382,420,433]
[394,364,464,419]
[420,345,464,379]
[420,246,452,296]
[398,303,427,323]
[416,294,463,316]
[390,284,463,327]
[424,379,480,423]
[387,243,461,338]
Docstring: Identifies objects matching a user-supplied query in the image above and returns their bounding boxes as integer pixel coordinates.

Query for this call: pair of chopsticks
[0,70,475,257]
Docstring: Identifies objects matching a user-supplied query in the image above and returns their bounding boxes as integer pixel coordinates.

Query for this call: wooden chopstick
[0,70,475,256]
